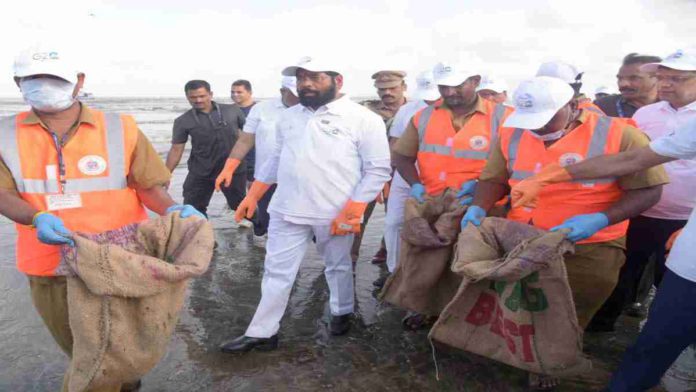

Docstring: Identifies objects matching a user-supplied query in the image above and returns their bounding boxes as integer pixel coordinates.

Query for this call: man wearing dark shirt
[166,79,247,217]
[595,53,661,118]
[231,79,257,183]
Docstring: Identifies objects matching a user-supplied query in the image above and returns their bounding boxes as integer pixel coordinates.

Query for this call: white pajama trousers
[245,214,355,338]
[384,173,411,273]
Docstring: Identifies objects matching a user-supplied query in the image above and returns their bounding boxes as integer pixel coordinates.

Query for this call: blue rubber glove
[455,180,477,206]
[550,213,609,242]
[166,204,206,219]
[410,183,426,203]
[461,205,486,228]
[34,213,74,247]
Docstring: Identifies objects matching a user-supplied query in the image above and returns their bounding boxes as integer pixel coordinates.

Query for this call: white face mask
[20,77,76,113]
[530,129,566,141]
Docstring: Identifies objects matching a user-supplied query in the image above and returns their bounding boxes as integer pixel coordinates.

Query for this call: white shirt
[389,100,428,191]
[650,117,696,282]
[389,99,428,139]
[256,95,392,223]
[243,98,290,174]
[634,100,696,220]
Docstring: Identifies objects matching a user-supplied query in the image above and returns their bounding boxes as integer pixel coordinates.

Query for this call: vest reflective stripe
[417,104,435,143]
[489,103,506,146]
[454,150,489,159]
[418,103,507,160]
[420,143,452,155]
[0,113,128,194]
[507,128,524,174]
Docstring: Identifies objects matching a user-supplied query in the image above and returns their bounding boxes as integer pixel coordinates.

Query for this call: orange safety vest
[0,110,148,276]
[415,99,512,195]
[500,110,629,244]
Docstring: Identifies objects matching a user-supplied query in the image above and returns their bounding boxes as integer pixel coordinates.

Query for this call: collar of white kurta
[656,99,696,113]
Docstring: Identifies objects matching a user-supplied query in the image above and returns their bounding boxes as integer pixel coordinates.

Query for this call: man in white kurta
[220,57,391,353]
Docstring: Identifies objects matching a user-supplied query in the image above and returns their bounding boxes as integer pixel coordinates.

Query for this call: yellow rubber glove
[511,163,572,208]
[330,200,369,235]
[234,181,271,222]
[215,158,242,191]
[666,229,682,252]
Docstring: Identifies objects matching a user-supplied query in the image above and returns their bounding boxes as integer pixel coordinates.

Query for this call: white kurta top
[243,98,290,174]
[256,95,391,224]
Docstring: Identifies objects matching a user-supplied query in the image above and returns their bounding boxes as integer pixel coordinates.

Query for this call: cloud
[1,0,694,98]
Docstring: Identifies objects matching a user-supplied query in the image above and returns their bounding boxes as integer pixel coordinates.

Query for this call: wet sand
[0,166,661,391]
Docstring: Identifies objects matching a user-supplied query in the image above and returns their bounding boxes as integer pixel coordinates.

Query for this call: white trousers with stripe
[245,213,355,338]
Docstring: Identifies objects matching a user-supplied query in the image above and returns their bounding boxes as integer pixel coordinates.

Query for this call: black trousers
[589,215,687,330]
[252,185,276,236]
[182,172,246,217]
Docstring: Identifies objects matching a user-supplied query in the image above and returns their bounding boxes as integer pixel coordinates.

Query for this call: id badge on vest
[46,193,83,211]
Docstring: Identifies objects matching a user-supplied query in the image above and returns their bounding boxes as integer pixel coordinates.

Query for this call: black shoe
[373,275,389,289]
[330,314,351,336]
[220,334,278,353]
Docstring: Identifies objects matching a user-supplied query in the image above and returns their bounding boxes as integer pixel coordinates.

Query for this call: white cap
[641,49,696,72]
[476,75,508,93]
[504,76,575,130]
[595,86,611,95]
[411,70,440,101]
[14,43,78,83]
[282,56,341,76]
[281,76,297,91]
[536,61,581,84]
[432,62,478,87]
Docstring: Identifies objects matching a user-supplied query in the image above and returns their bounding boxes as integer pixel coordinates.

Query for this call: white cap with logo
[503,76,575,130]
[282,56,341,77]
[476,75,508,93]
[432,62,478,87]
[536,61,581,84]
[641,49,696,72]
[411,70,440,101]
[14,43,78,83]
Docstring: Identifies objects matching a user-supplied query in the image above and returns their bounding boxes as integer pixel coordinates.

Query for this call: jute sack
[429,217,592,376]
[380,190,465,316]
[59,212,214,392]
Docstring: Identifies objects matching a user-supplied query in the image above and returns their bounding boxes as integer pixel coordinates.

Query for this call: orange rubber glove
[234,181,271,222]
[666,229,682,252]
[215,158,242,191]
[376,182,391,204]
[330,200,369,235]
[511,163,572,208]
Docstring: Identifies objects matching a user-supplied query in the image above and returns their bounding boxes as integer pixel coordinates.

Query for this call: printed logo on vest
[469,136,489,150]
[559,152,583,167]
[78,155,107,176]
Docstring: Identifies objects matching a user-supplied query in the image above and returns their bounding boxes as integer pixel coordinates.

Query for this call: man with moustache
[589,49,696,332]
[219,56,391,352]
[595,53,662,118]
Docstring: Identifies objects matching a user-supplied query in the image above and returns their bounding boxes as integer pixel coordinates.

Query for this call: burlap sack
[429,217,592,376]
[59,213,214,392]
[380,190,466,316]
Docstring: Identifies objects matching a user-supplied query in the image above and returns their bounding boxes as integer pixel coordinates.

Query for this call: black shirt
[594,94,640,118]
[172,102,246,178]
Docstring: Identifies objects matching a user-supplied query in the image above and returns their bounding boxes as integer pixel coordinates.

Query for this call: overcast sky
[2,0,694,98]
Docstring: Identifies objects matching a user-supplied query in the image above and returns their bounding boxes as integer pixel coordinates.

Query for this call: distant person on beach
[0,43,204,391]
[231,79,257,186]
[215,76,300,247]
[166,80,249,222]
[219,56,390,353]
